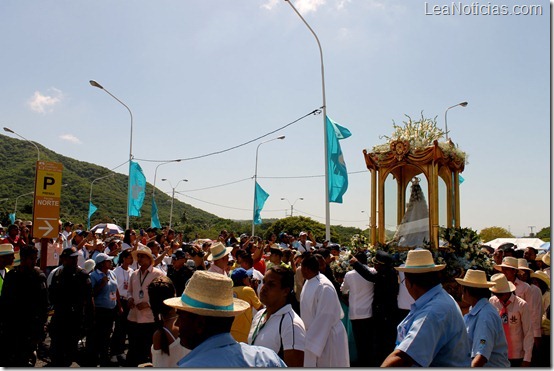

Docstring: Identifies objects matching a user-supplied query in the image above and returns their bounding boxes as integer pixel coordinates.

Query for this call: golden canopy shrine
[363,139,465,249]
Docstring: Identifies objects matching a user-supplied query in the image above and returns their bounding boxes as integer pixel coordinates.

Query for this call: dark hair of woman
[123,229,133,245]
[118,249,132,266]
[148,276,177,355]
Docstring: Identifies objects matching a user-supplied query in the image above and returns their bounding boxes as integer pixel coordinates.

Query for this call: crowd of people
[0,219,550,367]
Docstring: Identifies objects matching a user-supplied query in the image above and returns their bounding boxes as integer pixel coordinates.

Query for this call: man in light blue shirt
[382,249,471,367]
[456,269,510,367]
[164,270,286,367]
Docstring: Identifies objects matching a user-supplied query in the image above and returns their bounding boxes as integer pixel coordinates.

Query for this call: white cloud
[262,0,326,13]
[59,134,81,144]
[28,88,63,114]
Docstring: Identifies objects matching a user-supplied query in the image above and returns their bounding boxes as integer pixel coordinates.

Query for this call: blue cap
[231,268,252,285]
[94,253,113,265]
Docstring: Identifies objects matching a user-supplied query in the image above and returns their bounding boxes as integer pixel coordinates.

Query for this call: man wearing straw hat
[494,257,542,353]
[381,249,470,367]
[489,273,533,367]
[164,270,286,367]
[126,244,164,366]
[456,269,509,367]
[207,242,233,276]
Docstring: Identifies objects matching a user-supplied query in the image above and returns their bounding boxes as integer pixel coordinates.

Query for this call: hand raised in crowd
[349,256,358,265]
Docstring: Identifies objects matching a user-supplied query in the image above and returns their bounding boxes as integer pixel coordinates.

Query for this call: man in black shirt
[48,247,94,366]
[167,249,194,296]
[350,250,399,365]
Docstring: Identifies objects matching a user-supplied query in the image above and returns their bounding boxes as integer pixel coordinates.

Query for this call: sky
[0,0,550,238]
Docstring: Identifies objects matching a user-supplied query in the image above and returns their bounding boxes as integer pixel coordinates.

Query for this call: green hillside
[0,134,224,235]
[0,134,364,244]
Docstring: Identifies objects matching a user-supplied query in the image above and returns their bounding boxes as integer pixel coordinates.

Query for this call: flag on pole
[128,161,146,217]
[459,174,465,184]
[253,181,269,225]
[8,213,15,225]
[151,198,162,228]
[326,115,351,203]
[87,202,98,230]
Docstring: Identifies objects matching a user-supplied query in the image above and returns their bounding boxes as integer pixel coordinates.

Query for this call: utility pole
[528,226,535,237]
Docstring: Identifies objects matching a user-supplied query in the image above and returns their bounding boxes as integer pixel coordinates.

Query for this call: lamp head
[277,136,285,140]
[3,127,14,134]
[89,80,104,89]
[460,101,468,107]
[299,197,304,200]
[161,178,168,182]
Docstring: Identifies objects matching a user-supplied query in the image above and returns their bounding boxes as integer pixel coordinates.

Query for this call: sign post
[32,161,63,270]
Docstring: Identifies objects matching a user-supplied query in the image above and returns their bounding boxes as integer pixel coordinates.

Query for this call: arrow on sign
[37,219,54,236]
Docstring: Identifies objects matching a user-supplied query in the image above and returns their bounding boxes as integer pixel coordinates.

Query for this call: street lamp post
[14,191,34,216]
[252,136,285,236]
[89,80,134,230]
[152,160,181,227]
[162,178,188,229]
[444,101,468,141]
[3,127,40,161]
[280,197,304,217]
[286,0,331,241]
[444,101,468,228]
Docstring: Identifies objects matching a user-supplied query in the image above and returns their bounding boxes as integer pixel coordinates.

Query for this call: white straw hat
[489,273,516,294]
[542,251,550,266]
[395,249,445,273]
[84,259,96,274]
[455,269,495,288]
[493,256,518,271]
[206,242,233,262]
[517,258,531,271]
[163,270,250,317]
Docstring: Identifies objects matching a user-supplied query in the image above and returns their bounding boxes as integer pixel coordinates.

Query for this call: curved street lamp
[3,127,40,161]
[162,178,188,229]
[281,197,304,217]
[152,159,182,228]
[89,80,134,230]
[252,136,285,236]
[444,101,468,141]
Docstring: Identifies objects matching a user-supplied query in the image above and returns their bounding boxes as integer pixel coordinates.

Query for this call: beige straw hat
[131,244,154,264]
[489,273,516,294]
[517,258,531,271]
[455,269,495,288]
[493,256,518,271]
[530,270,550,288]
[395,249,445,273]
[0,243,14,256]
[206,242,233,262]
[542,251,550,266]
[163,270,250,317]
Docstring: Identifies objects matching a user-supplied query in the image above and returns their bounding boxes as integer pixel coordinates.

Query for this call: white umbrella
[90,223,124,235]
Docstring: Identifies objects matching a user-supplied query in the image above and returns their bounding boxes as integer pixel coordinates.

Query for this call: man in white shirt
[207,242,232,276]
[340,252,375,366]
[296,232,314,253]
[300,254,349,367]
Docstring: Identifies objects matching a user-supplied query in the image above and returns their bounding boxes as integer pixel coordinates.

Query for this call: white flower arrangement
[371,113,467,164]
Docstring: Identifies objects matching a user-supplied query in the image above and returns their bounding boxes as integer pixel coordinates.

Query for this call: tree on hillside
[479,226,514,243]
[266,216,334,243]
[536,226,551,242]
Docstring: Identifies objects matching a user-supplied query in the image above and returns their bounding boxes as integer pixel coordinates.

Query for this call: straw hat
[0,243,14,256]
[493,256,518,271]
[531,270,550,288]
[455,269,495,288]
[489,273,516,294]
[542,251,550,266]
[84,259,96,274]
[132,244,154,263]
[206,242,233,262]
[517,258,531,271]
[395,249,445,273]
[163,270,250,317]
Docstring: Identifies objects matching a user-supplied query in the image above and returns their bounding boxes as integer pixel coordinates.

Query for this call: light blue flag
[253,181,269,225]
[151,198,162,228]
[87,202,98,230]
[8,213,15,225]
[326,116,351,203]
[128,161,147,217]
[459,174,465,184]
